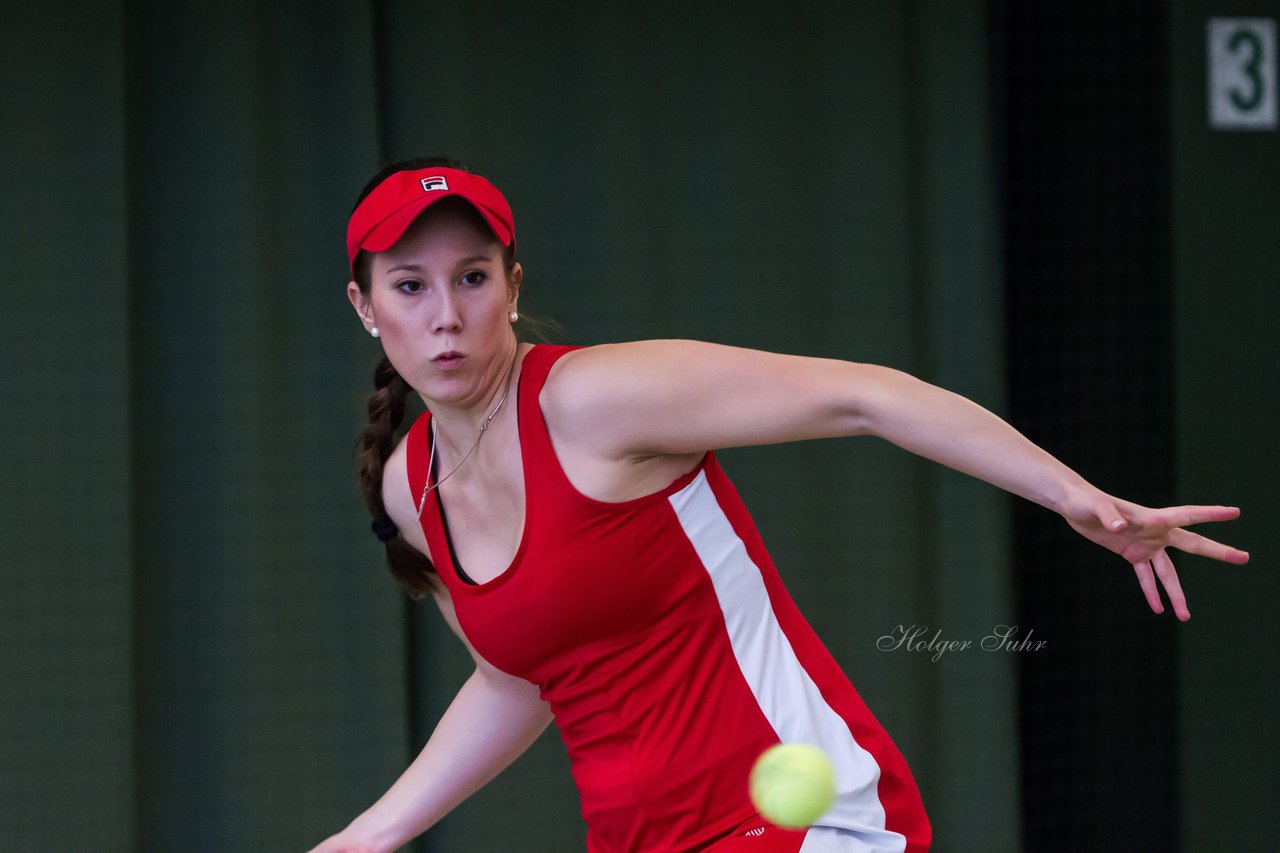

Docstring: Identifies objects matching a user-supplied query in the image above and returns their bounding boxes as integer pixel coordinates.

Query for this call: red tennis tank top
[406,344,930,853]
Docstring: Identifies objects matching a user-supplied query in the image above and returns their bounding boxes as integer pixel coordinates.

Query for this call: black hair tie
[371,513,400,543]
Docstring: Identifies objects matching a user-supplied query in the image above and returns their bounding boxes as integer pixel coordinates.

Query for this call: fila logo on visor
[420,176,449,192]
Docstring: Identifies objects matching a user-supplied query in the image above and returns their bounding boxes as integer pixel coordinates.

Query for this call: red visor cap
[346,167,515,274]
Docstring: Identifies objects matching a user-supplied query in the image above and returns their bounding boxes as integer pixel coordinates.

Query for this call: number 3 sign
[1208,18,1277,130]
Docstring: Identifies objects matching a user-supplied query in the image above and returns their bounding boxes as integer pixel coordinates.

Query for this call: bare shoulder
[539,340,708,457]
[538,342,706,497]
[545,339,718,390]
[543,338,822,411]
[380,437,531,687]
[539,338,865,458]
[380,432,431,557]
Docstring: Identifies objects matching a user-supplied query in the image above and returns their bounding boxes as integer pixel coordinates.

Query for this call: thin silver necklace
[416,347,519,520]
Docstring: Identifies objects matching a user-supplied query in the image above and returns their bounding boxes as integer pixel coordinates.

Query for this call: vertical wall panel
[911,3,1018,848]
[992,4,1181,849]
[1171,2,1280,849]
[0,2,134,850]
[124,1,407,849]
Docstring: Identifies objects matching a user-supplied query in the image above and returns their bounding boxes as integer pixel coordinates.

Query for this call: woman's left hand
[1059,491,1249,621]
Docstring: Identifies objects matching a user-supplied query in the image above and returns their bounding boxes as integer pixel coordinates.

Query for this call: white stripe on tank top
[668,469,908,853]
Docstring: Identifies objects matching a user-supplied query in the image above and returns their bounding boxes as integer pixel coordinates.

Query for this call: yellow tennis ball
[749,743,837,829]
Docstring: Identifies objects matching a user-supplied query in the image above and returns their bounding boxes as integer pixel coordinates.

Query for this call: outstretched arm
[309,445,553,852]
[545,340,1249,619]
[848,365,1249,621]
[308,587,553,853]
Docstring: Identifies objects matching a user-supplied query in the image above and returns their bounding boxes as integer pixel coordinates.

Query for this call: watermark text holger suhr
[878,624,1047,662]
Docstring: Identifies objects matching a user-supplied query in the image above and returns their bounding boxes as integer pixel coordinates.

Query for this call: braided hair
[350,157,560,598]
[349,157,473,599]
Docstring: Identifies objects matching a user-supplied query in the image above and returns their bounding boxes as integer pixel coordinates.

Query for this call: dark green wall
[7,2,1273,851]
[1171,3,1280,849]
[1,2,1013,850]
[0,2,135,848]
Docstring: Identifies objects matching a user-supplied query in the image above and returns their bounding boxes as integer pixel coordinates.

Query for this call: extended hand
[1060,492,1249,621]
[306,832,378,853]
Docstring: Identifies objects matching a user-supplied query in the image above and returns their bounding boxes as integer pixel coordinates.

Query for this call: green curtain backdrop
[3,1,1273,851]
[1,1,134,847]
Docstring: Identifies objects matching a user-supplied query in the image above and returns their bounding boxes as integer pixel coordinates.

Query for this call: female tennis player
[307,158,1248,853]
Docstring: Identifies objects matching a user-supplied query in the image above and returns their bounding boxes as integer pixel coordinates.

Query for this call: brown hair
[350,157,559,599]
[357,355,437,598]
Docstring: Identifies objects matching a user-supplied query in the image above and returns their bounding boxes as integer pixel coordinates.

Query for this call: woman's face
[348,202,521,408]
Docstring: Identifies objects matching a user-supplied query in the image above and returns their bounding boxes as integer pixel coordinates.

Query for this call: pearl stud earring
[370,326,380,338]
[508,311,519,323]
